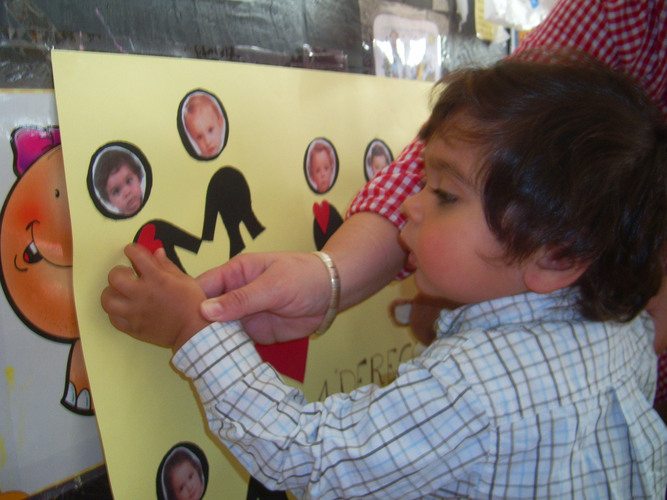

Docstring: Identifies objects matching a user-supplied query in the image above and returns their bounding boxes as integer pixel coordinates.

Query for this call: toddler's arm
[101,243,210,351]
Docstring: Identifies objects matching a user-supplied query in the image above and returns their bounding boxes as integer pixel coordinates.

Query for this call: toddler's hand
[101,244,210,351]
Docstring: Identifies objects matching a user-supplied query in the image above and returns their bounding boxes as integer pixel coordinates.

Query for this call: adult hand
[196,212,407,344]
[196,252,331,344]
[101,244,209,351]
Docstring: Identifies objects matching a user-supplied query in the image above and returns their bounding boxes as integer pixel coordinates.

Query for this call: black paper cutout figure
[134,219,201,273]
[201,166,265,258]
[364,139,393,181]
[87,142,152,220]
[156,442,209,500]
[133,167,264,272]
[130,172,277,499]
[177,89,229,161]
[313,200,343,250]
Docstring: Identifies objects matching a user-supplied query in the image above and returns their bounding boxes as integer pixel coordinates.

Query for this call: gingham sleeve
[347,136,425,228]
[346,136,426,279]
[515,0,667,120]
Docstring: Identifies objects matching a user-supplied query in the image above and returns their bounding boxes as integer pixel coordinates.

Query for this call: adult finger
[199,273,283,323]
[196,253,269,298]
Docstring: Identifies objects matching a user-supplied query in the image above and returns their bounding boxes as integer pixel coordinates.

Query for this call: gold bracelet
[312,251,340,335]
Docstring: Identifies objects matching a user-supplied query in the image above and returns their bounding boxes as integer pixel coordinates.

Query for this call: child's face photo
[370,153,388,176]
[185,102,224,159]
[105,164,143,216]
[399,132,528,305]
[170,460,204,500]
[311,148,334,193]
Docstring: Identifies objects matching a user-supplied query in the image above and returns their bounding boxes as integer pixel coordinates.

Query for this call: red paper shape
[255,337,309,383]
[136,223,163,254]
[313,201,330,234]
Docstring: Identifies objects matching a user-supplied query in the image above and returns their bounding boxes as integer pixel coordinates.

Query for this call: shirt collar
[435,289,583,337]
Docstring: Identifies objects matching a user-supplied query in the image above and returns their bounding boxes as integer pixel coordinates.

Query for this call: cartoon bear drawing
[0,126,92,414]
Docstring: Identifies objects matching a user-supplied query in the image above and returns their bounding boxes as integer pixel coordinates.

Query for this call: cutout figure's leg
[201,167,264,258]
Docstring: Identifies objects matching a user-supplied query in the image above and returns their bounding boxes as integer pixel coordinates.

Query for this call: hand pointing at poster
[101,244,209,352]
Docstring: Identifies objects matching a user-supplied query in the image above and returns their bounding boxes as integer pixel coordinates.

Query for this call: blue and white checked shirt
[173,290,667,499]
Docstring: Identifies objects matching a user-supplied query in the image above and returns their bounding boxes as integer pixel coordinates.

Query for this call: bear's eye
[55,189,60,198]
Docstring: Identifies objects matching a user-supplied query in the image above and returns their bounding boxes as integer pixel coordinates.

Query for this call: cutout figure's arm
[135,220,201,273]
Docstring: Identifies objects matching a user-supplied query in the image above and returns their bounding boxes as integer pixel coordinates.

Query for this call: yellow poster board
[51,50,429,499]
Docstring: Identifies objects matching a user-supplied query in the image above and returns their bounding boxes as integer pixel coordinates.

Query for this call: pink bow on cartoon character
[12,126,61,175]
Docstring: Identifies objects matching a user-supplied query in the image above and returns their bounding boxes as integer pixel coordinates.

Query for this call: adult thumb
[200,286,257,322]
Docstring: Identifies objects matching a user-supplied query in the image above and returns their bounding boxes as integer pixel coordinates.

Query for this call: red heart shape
[255,337,309,383]
[137,224,163,254]
[313,201,330,234]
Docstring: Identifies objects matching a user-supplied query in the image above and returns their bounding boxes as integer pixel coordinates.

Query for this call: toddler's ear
[523,247,589,294]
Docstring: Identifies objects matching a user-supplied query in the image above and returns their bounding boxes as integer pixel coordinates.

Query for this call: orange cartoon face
[0,146,77,340]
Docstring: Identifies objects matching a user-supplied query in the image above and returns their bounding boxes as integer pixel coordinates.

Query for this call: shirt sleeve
[172,321,490,499]
[347,135,425,228]
[514,0,667,120]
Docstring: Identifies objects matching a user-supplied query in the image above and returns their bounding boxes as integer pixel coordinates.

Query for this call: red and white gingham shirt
[347,0,667,399]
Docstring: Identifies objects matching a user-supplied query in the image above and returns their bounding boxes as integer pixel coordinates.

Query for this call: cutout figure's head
[93,148,144,216]
[162,448,206,500]
[308,141,335,193]
[368,143,391,176]
[183,93,226,159]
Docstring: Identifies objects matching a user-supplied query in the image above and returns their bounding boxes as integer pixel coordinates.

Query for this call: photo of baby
[157,443,208,500]
[88,143,151,218]
[178,90,228,160]
[304,138,338,194]
[364,139,393,180]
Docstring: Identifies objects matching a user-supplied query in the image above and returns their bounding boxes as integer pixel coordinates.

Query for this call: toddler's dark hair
[419,51,666,321]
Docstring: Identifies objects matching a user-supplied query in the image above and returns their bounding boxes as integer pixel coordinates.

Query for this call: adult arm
[195,212,404,344]
[197,138,427,343]
[515,0,666,120]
